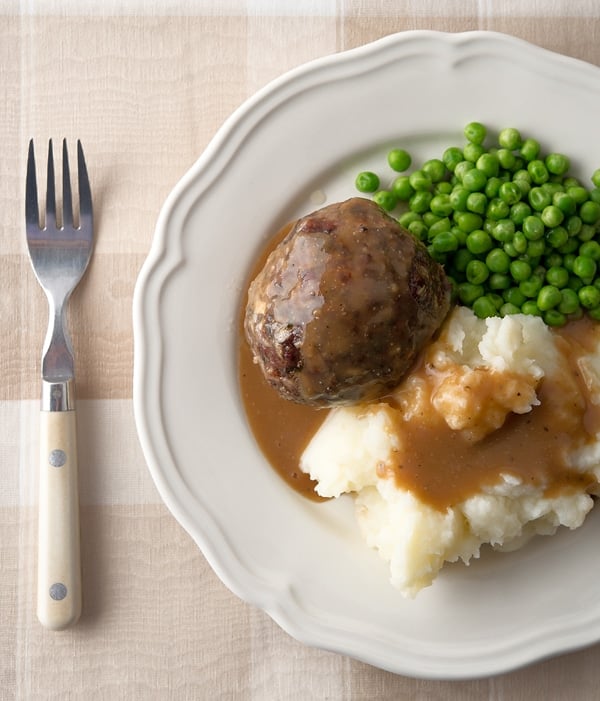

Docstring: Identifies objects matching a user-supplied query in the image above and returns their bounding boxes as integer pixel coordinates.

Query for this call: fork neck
[42,379,75,412]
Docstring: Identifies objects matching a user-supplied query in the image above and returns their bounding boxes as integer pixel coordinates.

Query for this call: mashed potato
[301,307,600,598]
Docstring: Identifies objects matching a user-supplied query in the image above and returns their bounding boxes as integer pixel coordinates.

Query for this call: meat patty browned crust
[244,197,451,407]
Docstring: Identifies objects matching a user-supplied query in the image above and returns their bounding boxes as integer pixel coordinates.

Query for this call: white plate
[133,31,600,679]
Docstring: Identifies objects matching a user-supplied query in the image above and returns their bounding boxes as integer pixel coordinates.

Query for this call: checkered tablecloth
[3,1,600,698]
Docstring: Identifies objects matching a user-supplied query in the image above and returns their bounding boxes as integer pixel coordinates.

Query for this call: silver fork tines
[25,139,93,631]
[25,139,93,393]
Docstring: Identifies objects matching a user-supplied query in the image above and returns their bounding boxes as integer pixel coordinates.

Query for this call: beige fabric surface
[2,1,600,699]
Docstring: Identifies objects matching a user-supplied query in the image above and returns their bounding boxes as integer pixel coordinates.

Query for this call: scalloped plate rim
[133,30,600,679]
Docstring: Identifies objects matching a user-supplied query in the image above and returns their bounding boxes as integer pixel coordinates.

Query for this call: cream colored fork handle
[37,410,82,630]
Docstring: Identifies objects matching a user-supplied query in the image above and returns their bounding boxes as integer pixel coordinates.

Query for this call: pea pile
[354,122,600,326]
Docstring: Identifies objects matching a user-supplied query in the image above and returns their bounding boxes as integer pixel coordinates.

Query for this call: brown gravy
[238,338,326,500]
[385,325,599,509]
[238,225,600,509]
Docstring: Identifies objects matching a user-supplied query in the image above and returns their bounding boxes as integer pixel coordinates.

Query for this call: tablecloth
[3,1,600,698]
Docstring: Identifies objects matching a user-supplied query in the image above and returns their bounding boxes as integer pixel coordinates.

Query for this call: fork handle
[37,408,82,630]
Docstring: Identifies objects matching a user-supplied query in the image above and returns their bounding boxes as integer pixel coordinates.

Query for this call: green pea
[579,285,600,309]
[373,190,398,212]
[529,187,552,211]
[568,275,584,292]
[464,121,487,145]
[545,252,563,268]
[463,142,485,163]
[392,176,415,201]
[564,176,582,188]
[504,286,527,306]
[520,138,541,162]
[558,288,580,314]
[499,181,522,205]
[489,293,505,310]
[541,205,564,228]
[486,248,511,273]
[512,231,528,254]
[553,191,576,215]
[522,216,545,240]
[545,266,569,288]
[509,259,532,282]
[428,218,452,238]
[435,181,453,195]
[476,153,500,178]
[566,215,583,237]
[573,254,597,281]
[466,259,490,285]
[442,147,464,172]
[578,224,596,242]
[492,219,515,242]
[513,178,531,197]
[458,282,485,305]
[543,309,567,326]
[466,192,487,214]
[485,177,503,199]
[453,247,475,272]
[429,193,454,217]
[451,226,467,246]
[355,171,380,193]
[472,295,498,318]
[455,160,475,182]
[408,221,428,241]
[510,202,532,225]
[591,169,600,188]
[450,186,469,211]
[432,231,458,253]
[579,240,600,261]
[519,276,543,298]
[513,167,531,181]
[455,211,483,233]
[544,153,570,176]
[422,158,446,183]
[423,212,441,228]
[409,170,433,192]
[563,253,577,272]
[567,185,589,204]
[399,211,422,228]
[580,200,600,224]
[521,300,543,316]
[500,302,522,316]
[558,237,580,255]
[487,198,510,221]
[537,285,562,311]
[387,148,412,172]
[489,273,511,290]
[498,127,522,150]
[497,148,517,171]
[409,191,433,214]
[527,239,546,258]
[545,226,568,249]
[466,228,493,254]
[462,168,488,192]
[406,218,426,237]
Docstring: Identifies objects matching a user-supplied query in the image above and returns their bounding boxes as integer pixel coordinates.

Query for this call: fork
[25,139,93,630]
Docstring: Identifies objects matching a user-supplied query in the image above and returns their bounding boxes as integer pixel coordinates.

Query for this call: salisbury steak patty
[244,197,451,406]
